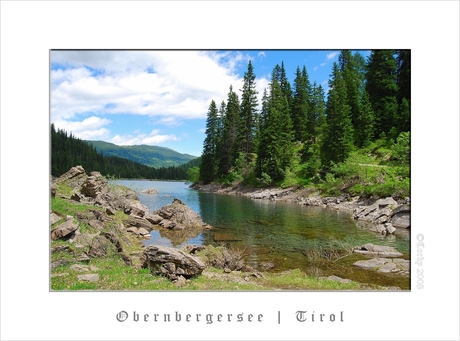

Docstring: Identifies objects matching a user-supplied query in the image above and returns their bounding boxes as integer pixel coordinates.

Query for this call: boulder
[145,213,163,225]
[141,188,158,194]
[376,197,398,209]
[88,235,113,258]
[122,216,153,231]
[51,218,79,240]
[390,205,410,229]
[50,212,62,225]
[155,198,208,230]
[78,274,99,282]
[141,245,206,280]
[55,165,87,188]
[125,201,150,218]
[353,243,403,258]
[354,258,409,276]
[80,171,109,198]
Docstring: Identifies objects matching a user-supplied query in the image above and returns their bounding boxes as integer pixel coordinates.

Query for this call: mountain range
[87,140,198,168]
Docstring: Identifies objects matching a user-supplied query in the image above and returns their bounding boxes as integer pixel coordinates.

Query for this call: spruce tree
[237,60,259,158]
[256,72,294,182]
[339,50,363,146]
[396,50,410,133]
[365,50,399,137]
[301,81,326,177]
[396,49,411,106]
[291,66,309,142]
[199,100,219,183]
[356,89,375,147]
[321,62,354,169]
[218,85,240,177]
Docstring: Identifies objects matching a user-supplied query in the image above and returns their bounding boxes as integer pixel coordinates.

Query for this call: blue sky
[50,50,370,157]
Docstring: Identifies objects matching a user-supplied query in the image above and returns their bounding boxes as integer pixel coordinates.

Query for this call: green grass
[51,252,366,291]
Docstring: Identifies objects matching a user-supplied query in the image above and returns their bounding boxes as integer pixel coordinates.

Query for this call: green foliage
[321,62,355,169]
[199,100,219,183]
[196,51,409,198]
[87,140,196,168]
[391,131,410,163]
[187,166,200,183]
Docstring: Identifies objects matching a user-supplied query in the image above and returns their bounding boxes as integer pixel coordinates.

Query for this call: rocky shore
[51,167,410,288]
[50,166,261,286]
[190,182,410,233]
[190,182,411,282]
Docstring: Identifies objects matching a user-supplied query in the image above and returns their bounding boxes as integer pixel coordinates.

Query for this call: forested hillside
[198,50,410,198]
[87,140,196,168]
[51,124,197,180]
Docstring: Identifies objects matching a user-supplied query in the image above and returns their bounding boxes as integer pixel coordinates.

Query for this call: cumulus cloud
[53,116,111,140]
[50,50,246,124]
[326,51,339,60]
[110,129,179,146]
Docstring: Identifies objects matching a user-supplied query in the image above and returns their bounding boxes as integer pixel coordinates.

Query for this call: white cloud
[54,116,111,140]
[326,51,339,60]
[50,51,245,123]
[110,130,179,146]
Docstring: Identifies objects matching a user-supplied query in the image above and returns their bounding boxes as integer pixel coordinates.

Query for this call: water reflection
[116,180,410,289]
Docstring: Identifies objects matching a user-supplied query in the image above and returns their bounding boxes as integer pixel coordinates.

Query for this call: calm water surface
[115,180,410,289]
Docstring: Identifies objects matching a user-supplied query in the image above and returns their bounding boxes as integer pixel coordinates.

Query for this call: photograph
[49,49,411,292]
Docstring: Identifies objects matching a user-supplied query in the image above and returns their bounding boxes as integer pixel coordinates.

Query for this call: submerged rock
[354,258,409,276]
[353,243,403,258]
[141,188,158,194]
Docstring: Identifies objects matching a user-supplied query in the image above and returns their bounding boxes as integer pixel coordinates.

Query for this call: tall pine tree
[199,100,219,183]
[339,50,363,146]
[256,70,294,182]
[218,85,240,177]
[236,60,259,159]
[321,62,354,169]
[365,50,399,137]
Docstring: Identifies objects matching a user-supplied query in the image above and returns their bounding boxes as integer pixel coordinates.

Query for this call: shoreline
[190,182,411,232]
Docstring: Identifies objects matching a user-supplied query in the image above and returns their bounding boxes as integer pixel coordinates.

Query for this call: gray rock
[70,264,89,272]
[378,262,397,273]
[145,213,163,225]
[122,216,153,231]
[154,198,208,231]
[137,228,150,236]
[390,205,410,228]
[80,172,109,198]
[354,257,409,276]
[141,245,206,279]
[322,275,352,284]
[376,197,398,208]
[51,219,79,240]
[55,165,87,188]
[88,235,113,258]
[126,201,150,218]
[141,188,158,194]
[50,212,62,225]
[353,243,403,257]
[51,259,71,270]
[78,274,99,282]
[354,258,389,269]
[384,223,396,234]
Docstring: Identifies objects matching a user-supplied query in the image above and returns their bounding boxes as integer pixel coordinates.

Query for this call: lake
[115,179,410,289]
